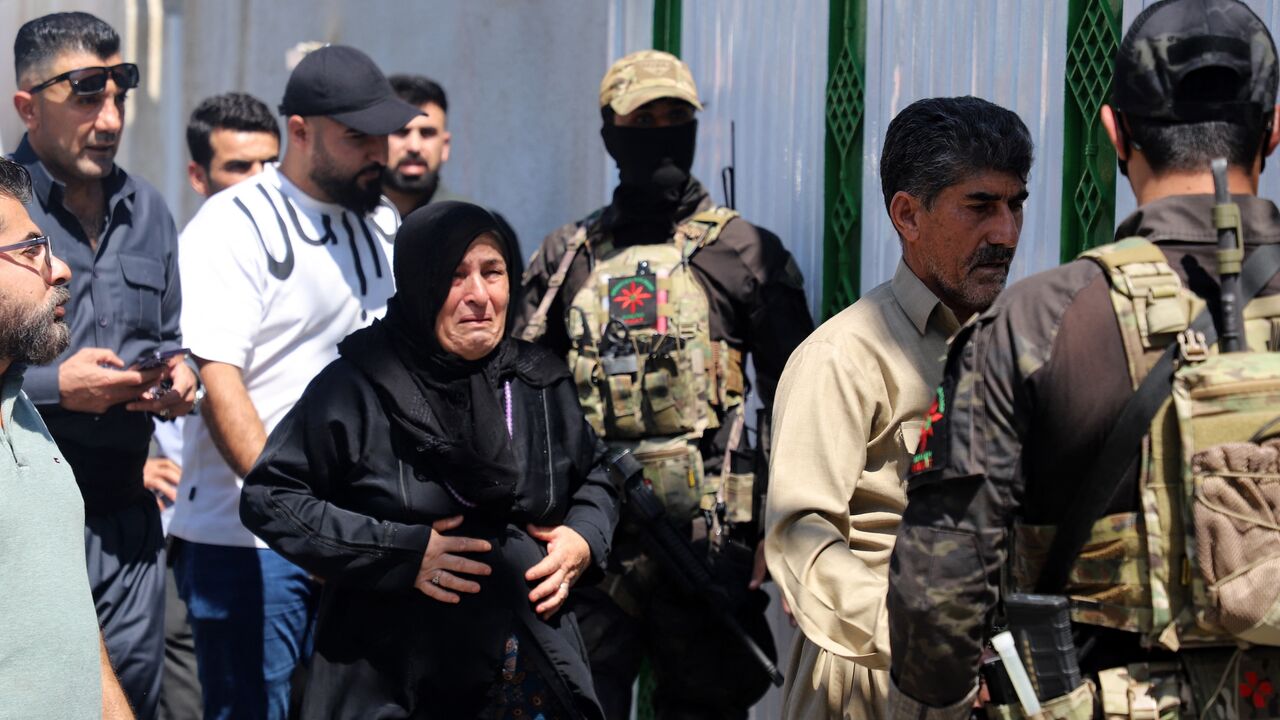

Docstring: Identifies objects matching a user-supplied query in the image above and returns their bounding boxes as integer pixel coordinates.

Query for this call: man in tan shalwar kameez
[764,96,1034,719]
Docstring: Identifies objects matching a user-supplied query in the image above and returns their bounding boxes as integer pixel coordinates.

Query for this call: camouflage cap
[1113,0,1278,123]
[599,50,702,116]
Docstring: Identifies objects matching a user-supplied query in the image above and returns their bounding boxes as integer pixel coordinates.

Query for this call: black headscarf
[339,201,524,512]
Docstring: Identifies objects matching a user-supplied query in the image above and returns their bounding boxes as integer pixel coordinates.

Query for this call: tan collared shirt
[765,259,959,720]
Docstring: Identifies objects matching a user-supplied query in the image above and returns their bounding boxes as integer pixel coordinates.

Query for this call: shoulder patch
[911,386,947,474]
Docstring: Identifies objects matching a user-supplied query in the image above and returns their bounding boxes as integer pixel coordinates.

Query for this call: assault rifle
[1211,157,1245,354]
[604,447,784,687]
[720,120,737,210]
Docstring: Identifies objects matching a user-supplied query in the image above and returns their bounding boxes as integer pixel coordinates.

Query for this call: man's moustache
[970,245,1015,269]
[395,154,424,170]
[50,286,70,311]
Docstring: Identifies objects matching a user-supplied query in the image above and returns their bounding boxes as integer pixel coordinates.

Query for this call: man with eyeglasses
[0,157,134,718]
[10,12,195,719]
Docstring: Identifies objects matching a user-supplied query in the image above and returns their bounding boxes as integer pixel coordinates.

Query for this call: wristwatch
[190,383,207,416]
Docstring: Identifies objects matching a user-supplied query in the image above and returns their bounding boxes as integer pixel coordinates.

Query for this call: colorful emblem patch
[911,386,946,474]
[1242,670,1276,712]
[608,273,657,328]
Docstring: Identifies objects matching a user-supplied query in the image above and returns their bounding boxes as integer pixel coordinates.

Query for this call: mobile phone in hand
[134,347,189,371]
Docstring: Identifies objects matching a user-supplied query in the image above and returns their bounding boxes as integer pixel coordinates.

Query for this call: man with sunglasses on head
[10,12,196,719]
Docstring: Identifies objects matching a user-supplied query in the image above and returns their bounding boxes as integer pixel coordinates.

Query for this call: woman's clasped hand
[414,515,492,603]
[414,515,591,620]
[524,523,591,619]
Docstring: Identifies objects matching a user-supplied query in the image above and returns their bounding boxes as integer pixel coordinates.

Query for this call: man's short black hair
[389,74,447,114]
[880,96,1033,213]
[0,158,33,205]
[14,12,119,86]
[186,93,280,169]
[1126,115,1268,174]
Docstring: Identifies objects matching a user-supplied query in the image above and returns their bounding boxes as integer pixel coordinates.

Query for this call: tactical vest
[1012,238,1280,654]
[563,207,747,524]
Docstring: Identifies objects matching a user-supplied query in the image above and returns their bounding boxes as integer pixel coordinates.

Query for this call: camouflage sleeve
[887,680,979,720]
[886,306,1031,709]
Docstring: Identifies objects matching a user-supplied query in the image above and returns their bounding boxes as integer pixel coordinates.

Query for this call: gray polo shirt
[0,365,101,716]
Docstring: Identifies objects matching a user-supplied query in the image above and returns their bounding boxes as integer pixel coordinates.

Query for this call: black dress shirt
[11,135,182,514]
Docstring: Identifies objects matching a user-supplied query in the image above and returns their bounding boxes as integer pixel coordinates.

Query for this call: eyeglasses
[0,236,53,279]
[28,63,139,96]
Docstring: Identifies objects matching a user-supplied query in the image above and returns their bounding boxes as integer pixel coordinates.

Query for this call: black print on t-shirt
[235,192,294,281]
[233,185,387,296]
[282,192,338,247]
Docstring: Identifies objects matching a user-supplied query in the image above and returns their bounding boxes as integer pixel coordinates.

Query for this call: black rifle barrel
[605,449,785,687]
[1211,157,1245,354]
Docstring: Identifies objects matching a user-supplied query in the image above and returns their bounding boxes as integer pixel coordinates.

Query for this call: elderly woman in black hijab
[240,202,618,719]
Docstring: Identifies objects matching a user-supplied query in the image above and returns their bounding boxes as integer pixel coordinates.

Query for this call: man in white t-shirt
[171,45,419,719]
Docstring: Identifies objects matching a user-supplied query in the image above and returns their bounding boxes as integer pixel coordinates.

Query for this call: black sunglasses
[29,63,139,96]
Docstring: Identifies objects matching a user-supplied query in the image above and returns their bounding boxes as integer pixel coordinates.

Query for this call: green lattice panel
[1066,0,1118,124]
[828,188,860,310]
[830,187,858,245]
[1060,0,1121,262]
[826,43,865,158]
[823,0,867,319]
[1074,164,1105,237]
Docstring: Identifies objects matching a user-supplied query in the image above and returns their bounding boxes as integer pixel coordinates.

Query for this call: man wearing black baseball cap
[886,1,1280,718]
[170,44,417,718]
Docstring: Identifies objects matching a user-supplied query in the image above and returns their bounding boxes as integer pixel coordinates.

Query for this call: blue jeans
[175,542,317,720]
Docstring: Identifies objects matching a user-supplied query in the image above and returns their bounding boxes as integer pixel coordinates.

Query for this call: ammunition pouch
[1096,663,1185,719]
[632,437,708,524]
[985,682,1095,720]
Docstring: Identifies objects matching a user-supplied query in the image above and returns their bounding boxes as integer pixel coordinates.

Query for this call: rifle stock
[605,448,784,687]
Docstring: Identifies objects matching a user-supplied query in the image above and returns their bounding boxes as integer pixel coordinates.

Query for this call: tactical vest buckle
[1176,328,1209,365]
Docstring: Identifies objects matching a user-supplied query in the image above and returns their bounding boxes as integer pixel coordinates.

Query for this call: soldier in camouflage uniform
[515,50,814,719]
[886,1,1280,718]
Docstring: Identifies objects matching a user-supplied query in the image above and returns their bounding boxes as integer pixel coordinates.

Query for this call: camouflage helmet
[1112,0,1278,124]
[599,50,703,117]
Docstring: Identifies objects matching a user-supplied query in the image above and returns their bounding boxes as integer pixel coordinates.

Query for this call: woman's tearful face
[434,233,509,360]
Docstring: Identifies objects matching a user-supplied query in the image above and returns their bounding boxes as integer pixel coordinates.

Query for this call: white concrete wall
[680,2,829,717]
[860,0,1070,293]
[0,0,625,261]
[683,0,829,321]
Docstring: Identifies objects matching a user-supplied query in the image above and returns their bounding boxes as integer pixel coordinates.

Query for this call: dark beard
[0,286,70,365]
[382,163,439,200]
[311,136,384,215]
[312,164,383,215]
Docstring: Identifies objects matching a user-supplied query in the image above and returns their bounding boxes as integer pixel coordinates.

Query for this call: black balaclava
[601,119,698,225]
